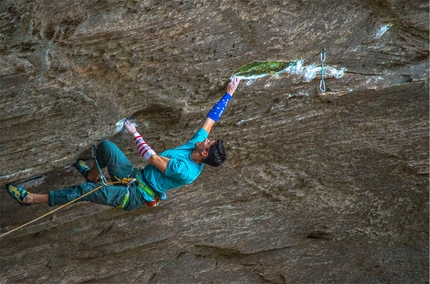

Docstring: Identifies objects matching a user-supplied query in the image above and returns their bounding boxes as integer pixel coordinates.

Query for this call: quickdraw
[302,48,327,92]
[319,48,327,92]
[91,144,109,186]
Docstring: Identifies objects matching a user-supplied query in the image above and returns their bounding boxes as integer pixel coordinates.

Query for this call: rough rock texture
[0,0,428,283]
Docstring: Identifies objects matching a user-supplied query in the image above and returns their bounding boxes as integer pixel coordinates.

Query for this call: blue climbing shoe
[74,159,92,182]
[6,183,32,207]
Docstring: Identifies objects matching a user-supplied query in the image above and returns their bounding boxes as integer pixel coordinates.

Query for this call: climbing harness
[90,141,159,208]
[0,177,135,239]
[319,48,327,92]
[136,175,157,198]
[115,176,136,209]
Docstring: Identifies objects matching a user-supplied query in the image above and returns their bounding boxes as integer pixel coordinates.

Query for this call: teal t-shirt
[141,128,208,200]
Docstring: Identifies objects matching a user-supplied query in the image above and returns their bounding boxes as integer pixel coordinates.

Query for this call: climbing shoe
[74,159,93,182]
[6,183,31,207]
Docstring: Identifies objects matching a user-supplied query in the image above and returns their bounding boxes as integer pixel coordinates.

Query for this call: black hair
[202,139,226,167]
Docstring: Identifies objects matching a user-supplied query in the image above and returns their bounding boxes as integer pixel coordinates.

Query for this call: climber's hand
[226,77,240,96]
[125,119,137,135]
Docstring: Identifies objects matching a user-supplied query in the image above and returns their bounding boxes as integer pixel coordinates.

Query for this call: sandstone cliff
[1,0,428,283]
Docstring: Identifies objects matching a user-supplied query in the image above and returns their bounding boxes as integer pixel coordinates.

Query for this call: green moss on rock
[233,61,289,77]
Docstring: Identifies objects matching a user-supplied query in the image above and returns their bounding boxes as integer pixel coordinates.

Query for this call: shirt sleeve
[168,128,209,152]
[164,158,189,182]
[187,128,209,145]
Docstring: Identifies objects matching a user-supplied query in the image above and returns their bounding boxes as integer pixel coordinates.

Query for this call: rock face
[0,0,428,283]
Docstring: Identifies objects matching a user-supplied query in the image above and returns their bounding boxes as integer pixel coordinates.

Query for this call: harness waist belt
[136,175,157,198]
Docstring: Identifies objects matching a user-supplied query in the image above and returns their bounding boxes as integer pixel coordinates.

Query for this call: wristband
[133,133,155,161]
[207,92,232,122]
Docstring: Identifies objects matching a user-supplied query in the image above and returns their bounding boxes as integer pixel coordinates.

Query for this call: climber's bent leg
[93,140,138,180]
[86,165,101,182]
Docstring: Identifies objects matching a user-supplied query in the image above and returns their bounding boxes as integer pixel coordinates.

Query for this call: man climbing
[6,78,240,210]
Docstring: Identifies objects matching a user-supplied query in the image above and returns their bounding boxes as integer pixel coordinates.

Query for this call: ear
[201,150,209,158]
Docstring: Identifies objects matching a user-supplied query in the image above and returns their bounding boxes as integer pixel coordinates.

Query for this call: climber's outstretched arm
[202,77,240,135]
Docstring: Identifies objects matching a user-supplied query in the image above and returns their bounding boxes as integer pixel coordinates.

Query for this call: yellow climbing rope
[0,177,134,239]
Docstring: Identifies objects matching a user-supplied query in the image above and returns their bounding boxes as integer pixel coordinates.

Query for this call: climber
[6,77,241,210]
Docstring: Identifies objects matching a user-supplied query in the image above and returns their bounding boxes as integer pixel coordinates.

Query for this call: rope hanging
[0,142,138,239]
[0,177,134,239]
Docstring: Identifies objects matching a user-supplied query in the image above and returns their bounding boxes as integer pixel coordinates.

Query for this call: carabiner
[319,79,326,92]
[320,48,326,62]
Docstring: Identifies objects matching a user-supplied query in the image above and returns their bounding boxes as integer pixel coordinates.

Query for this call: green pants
[48,140,149,211]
